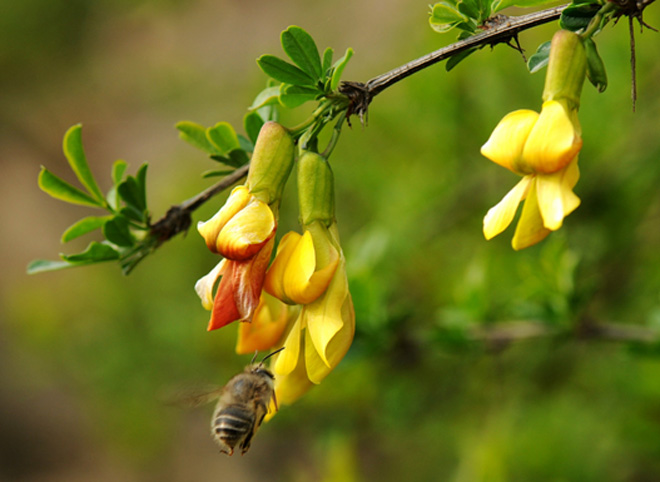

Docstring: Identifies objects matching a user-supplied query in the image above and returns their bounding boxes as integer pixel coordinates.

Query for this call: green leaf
[492,0,554,13]
[322,47,334,74]
[206,122,240,154]
[111,159,128,185]
[257,54,316,86]
[117,167,147,223]
[279,85,320,108]
[237,135,253,153]
[27,259,78,274]
[38,167,103,207]
[560,3,600,32]
[584,37,607,93]
[176,121,221,155]
[210,149,249,168]
[249,86,282,111]
[61,215,113,243]
[201,169,236,178]
[244,111,264,145]
[103,216,134,247]
[429,2,470,33]
[281,26,322,80]
[330,48,353,91]
[62,124,105,204]
[61,241,120,263]
[527,40,551,73]
[446,48,477,71]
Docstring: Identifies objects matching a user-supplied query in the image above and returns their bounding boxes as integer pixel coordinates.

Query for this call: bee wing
[162,384,225,409]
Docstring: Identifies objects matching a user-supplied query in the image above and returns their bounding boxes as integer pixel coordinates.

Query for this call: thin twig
[340,5,568,116]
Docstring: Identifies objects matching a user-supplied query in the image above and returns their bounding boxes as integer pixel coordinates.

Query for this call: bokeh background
[3,0,660,480]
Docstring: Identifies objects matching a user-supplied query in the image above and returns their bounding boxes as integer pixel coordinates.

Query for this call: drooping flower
[263,151,355,406]
[481,30,587,250]
[195,122,294,330]
[266,221,355,406]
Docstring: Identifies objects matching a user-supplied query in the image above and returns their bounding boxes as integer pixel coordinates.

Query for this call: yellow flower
[265,221,355,405]
[195,185,276,330]
[481,101,582,250]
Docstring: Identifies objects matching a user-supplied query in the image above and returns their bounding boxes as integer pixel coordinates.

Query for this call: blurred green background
[3,0,660,480]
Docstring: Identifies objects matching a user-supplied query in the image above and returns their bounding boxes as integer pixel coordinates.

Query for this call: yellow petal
[264,231,302,304]
[272,314,303,377]
[271,348,315,409]
[481,109,539,174]
[536,160,581,231]
[512,177,551,250]
[194,259,227,310]
[236,292,293,354]
[304,257,350,368]
[197,186,251,253]
[217,200,276,260]
[483,176,531,240]
[305,291,355,384]
[283,228,339,305]
[522,100,582,174]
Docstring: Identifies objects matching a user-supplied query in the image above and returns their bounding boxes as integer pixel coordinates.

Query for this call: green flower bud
[297,151,335,227]
[542,30,587,108]
[246,121,295,205]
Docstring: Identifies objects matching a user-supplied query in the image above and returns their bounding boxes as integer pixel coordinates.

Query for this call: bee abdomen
[212,406,255,452]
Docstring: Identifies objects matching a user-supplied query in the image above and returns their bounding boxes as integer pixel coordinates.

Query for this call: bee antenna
[250,350,259,364]
[260,347,285,364]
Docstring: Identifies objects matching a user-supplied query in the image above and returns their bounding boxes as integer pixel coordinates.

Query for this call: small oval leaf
[63,125,105,203]
[257,55,315,86]
[281,26,322,80]
[176,121,221,155]
[38,167,102,207]
[61,215,113,243]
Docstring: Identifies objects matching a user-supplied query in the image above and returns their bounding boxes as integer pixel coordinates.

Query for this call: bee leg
[240,432,254,455]
[272,391,279,412]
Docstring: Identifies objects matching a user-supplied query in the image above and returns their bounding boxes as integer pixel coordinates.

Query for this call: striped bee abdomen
[212,405,256,455]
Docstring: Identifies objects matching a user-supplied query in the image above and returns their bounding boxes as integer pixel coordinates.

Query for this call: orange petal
[233,237,275,321]
[236,292,293,354]
[208,261,241,331]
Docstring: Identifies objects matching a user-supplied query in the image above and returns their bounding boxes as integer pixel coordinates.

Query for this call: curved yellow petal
[512,177,551,250]
[304,258,350,368]
[305,291,355,384]
[197,186,251,253]
[481,109,539,174]
[264,231,302,304]
[194,259,227,310]
[522,100,582,174]
[283,229,339,305]
[271,348,314,408]
[217,200,276,260]
[536,159,581,231]
[272,314,303,377]
[483,176,531,240]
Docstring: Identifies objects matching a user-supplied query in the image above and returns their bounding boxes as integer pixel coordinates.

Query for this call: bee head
[247,347,285,378]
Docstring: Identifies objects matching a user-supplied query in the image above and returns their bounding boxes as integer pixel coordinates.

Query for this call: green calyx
[542,30,587,108]
[297,151,335,227]
[246,121,295,205]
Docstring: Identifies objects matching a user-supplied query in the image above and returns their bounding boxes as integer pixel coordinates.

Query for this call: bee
[182,348,283,456]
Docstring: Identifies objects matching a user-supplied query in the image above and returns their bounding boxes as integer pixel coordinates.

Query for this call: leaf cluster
[255,26,353,110]
[29,125,153,274]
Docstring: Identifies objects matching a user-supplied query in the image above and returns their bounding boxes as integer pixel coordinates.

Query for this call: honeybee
[182,348,283,456]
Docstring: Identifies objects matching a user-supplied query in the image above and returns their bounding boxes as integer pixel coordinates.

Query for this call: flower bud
[542,30,587,107]
[246,121,295,204]
[297,151,335,227]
